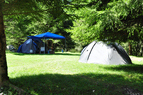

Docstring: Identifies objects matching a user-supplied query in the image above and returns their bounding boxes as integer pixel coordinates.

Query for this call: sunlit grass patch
[6,51,143,95]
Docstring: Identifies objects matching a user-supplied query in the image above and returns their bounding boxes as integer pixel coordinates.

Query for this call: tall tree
[0,1,8,83]
[0,0,71,84]
[69,0,143,45]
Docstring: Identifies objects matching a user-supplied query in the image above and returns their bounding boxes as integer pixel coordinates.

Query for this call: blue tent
[27,32,66,54]
[17,39,38,54]
[28,32,65,39]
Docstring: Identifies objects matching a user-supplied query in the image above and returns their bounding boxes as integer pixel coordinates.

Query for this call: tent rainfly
[27,32,65,39]
[79,41,132,65]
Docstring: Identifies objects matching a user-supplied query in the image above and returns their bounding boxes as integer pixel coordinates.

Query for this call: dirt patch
[123,87,143,95]
[130,56,143,62]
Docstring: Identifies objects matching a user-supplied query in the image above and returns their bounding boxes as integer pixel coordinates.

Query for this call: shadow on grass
[10,73,143,95]
[104,64,143,74]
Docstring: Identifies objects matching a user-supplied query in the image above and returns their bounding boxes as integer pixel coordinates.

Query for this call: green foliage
[68,0,143,46]
[119,41,143,57]
[3,0,76,50]
[130,41,143,56]
[5,16,35,49]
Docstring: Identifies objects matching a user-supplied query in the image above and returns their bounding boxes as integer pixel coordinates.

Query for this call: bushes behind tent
[121,40,143,56]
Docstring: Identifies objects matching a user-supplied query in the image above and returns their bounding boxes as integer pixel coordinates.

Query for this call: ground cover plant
[2,51,143,95]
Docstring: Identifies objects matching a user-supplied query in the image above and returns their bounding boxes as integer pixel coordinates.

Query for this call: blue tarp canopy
[28,32,65,39]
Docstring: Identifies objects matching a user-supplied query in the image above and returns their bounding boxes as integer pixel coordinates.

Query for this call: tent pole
[47,39,49,54]
[65,39,66,52]
[44,38,45,54]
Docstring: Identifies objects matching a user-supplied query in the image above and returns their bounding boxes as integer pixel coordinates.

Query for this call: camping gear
[7,45,16,52]
[28,32,66,53]
[79,41,132,65]
[17,39,43,54]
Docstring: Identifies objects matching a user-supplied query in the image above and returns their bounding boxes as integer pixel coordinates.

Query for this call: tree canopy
[68,0,143,45]
[4,0,75,49]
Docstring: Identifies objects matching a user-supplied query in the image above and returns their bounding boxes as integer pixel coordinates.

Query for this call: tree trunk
[129,42,132,55]
[0,6,9,84]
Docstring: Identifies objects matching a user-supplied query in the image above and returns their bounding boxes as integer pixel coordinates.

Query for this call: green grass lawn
[4,51,143,95]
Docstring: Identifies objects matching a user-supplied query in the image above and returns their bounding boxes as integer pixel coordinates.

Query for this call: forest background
[5,0,143,56]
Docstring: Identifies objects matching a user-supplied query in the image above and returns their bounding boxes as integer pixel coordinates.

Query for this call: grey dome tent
[79,41,132,65]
